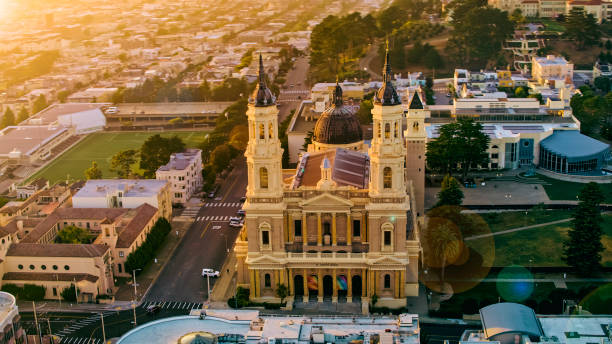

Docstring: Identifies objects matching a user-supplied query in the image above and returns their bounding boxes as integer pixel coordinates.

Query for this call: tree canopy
[564,8,601,49]
[55,226,93,244]
[1,107,15,129]
[84,161,103,180]
[436,175,464,207]
[110,149,138,178]
[139,135,186,178]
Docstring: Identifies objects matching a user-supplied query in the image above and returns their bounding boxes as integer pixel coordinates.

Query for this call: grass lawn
[478,210,572,233]
[29,131,209,184]
[467,215,612,267]
[537,19,566,32]
[536,174,612,203]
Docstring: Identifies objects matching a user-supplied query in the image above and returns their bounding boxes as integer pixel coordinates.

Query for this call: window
[384,274,391,289]
[118,263,122,273]
[352,219,360,237]
[262,230,270,246]
[383,167,392,189]
[259,167,268,189]
[53,288,57,296]
[384,231,392,246]
[119,251,124,257]
[377,123,381,138]
[64,265,70,271]
[294,219,302,237]
[52,265,58,270]
[18,264,23,270]
[259,123,265,139]
[269,122,274,139]
[385,123,391,138]
[264,273,271,288]
[29,265,35,270]
[491,153,499,159]
[394,122,399,138]
[41,265,46,270]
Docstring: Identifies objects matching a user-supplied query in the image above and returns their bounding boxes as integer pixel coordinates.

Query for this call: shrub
[125,217,172,273]
[61,285,78,302]
[1,283,45,301]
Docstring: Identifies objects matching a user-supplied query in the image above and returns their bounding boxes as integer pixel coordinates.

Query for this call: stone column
[302,213,307,247]
[287,214,292,242]
[255,270,261,298]
[317,270,323,303]
[395,270,400,299]
[362,213,368,243]
[332,213,337,246]
[332,269,338,303]
[362,269,367,298]
[347,214,352,245]
[317,212,322,246]
[347,268,352,303]
[280,269,286,287]
[303,268,309,303]
[249,269,256,299]
[274,270,279,290]
[400,270,406,298]
[288,268,294,295]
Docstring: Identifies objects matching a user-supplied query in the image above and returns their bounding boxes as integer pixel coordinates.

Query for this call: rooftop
[29,103,106,125]
[292,148,370,189]
[480,303,543,340]
[540,129,610,159]
[7,243,109,258]
[74,179,168,198]
[157,149,201,172]
[112,102,233,116]
[0,126,68,156]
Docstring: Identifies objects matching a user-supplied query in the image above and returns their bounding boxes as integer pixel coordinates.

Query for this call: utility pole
[101,312,106,343]
[132,269,140,301]
[33,301,42,344]
[47,318,53,344]
[206,273,210,302]
[132,300,137,327]
[56,274,61,309]
[73,278,79,303]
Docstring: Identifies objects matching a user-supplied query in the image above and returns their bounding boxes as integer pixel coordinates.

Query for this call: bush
[125,217,171,274]
[61,285,78,302]
[1,283,46,301]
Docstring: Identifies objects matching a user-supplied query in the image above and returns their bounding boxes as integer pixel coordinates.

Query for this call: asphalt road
[144,159,248,303]
[420,322,480,344]
[433,80,453,105]
[277,56,310,123]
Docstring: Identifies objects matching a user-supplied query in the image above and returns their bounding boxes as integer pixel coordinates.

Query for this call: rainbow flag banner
[337,275,348,290]
[307,275,318,290]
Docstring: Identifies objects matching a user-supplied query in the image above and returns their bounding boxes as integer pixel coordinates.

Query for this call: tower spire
[374,38,400,106]
[383,39,391,83]
[250,52,276,107]
[258,53,265,87]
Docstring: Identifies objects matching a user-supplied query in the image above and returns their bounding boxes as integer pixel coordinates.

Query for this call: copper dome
[313,83,363,145]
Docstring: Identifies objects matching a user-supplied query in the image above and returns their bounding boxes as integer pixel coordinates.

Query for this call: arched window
[394,122,399,138]
[269,122,274,139]
[265,273,271,288]
[259,123,265,139]
[260,167,268,189]
[377,123,382,138]
[385,123,391,139]
[384,274,391,289]
[251,122,256,139]
[383,167,392,189]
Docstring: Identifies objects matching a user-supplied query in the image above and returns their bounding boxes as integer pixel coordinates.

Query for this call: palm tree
[425,218,463,292]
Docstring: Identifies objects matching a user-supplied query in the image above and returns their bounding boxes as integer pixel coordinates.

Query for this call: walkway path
[464,218,572,241]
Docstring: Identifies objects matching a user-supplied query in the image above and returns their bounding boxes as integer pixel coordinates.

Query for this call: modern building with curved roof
[539,129,610,175]
[480,303,544,344]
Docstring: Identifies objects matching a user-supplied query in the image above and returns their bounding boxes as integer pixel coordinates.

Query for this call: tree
[199,132,228,164]
[436,175,464,207]
[55,225,93,244]
[510,8,524,24]
[1,107,15,129]
[424,47,444,70]
[565,8,601,49]
[61,284,79,302]
[302,131,314,151]
[110,149,137,178]
[356,99,373,125]
[32,94,48,114]
[515,86,528,98]
[17,107,29,123]
[139,135,186,178]
[563,183,605,275]
[423,216,464,291]
[594,77,611,93]
[228,125,249,151]
[275,283,288,304]
[84,161,103,180]
[57,90,70,103]
[210,144,233,173]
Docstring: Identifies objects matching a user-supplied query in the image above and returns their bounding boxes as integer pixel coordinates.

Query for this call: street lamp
[132,269,142,300]
[221,233,228,253]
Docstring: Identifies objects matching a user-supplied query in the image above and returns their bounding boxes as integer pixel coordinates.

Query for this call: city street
[144,158,248,303]
[277,56,310,122]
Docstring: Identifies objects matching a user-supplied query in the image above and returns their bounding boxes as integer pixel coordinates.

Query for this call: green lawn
[467,215,612,267]
[478,210,572,233]
[536,174,612,203]
[29,131,209,184]
[536,19,566,33]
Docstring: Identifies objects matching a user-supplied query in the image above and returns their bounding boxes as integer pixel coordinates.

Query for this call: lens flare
[496,265,534,302]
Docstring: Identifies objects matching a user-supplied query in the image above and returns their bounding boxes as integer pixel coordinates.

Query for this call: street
[144,158,248,303]
[277,56,310,122]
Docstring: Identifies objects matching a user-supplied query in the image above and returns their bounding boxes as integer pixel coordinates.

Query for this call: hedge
[125,217,172,274]
[1,283,46,301]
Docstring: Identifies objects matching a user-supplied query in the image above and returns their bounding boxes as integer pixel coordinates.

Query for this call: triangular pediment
[248,255,284,264]
[299,192,354,209]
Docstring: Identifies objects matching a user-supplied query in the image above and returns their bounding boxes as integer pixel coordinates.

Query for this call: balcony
[286,251,367,261]
[284,242,369,253]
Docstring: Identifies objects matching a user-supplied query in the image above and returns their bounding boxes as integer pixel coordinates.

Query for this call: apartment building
[155,149,203,205]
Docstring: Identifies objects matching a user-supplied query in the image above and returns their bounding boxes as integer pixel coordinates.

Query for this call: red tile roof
[7,243,109,257]
[116,204,158,248]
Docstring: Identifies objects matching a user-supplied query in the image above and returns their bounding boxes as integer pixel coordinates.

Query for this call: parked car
[146,304,161,314]
[237,209,245,216]
[202,268,219,277]
[229,216,241,222]
[207,191,215,198]
[214,196,222,201]
[229,219,243,228]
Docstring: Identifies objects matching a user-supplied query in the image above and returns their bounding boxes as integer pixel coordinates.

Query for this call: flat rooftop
[73,179,168,198]
[426,122,579,139]
[30,103,106,125]
[539,316,612,344]
[0,126,67,156]
[112,102,234,116]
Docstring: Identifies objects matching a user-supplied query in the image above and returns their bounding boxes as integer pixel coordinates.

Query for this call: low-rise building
[67,88,118,103]
[0,292,27,344]
[72,179,171,219]
[27,103,109,134]
[156,149,203,205]
[0,125,73,164]
[532,55,574,87]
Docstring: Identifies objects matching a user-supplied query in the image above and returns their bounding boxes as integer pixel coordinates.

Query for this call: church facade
[234,53,425,310]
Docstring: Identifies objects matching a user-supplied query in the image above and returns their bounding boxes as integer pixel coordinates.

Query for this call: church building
[234,52,422,311]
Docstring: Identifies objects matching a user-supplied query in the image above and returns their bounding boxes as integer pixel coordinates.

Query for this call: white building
[72,180,172,219]
[156,149,203,205]
[27,103,109,134]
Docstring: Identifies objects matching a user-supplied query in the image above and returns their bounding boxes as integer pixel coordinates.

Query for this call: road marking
[220,176,240,203]
[200,221,212,239]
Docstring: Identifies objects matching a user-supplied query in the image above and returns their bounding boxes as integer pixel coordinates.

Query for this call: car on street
[146,304,161,315]
[446,93,452,97]
[239,197,246,202]
[237,209,245,216]
[202,268,219,277]
[214,196,222,201]
[229,220,243,228]
[207,191,215,198]
[229,216,241,222]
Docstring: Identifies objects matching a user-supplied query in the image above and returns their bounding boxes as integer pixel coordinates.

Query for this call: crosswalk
[203,202,242,208]
[141,301,203,310]
[181,207,200,217]
[56,312,115,339]
[196,215,238,222]
[59,337,103,344]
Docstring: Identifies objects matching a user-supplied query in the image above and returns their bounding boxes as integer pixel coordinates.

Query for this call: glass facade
[539,148,599,174]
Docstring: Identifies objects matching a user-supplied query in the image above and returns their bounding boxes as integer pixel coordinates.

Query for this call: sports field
[29,131,209,184]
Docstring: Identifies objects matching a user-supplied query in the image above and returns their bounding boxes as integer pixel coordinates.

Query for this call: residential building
[72,179,171,219]
[532,55,574,87]
[67,88,118,103]
[156,149,203,205]
[0,182,75,227]
[235,54,420,311]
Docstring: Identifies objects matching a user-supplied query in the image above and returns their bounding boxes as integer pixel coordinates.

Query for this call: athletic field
[29,131,209,184]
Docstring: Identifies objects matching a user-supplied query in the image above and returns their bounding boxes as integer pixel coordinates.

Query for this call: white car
[229,217,241,222]
[229,220,243,228]
[202,268,219,277]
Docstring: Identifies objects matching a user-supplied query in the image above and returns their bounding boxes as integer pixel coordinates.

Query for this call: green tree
[1,107,15,128]
[515,86,528,98]
[594,77,611,93]
[275,283,288,304]
[210,144,233,173]
[32,94,48,114]
[199,132,228,164]
[17,107,29,123]
[436,175,464,207]
[565,8,601,49]
[509,8,524,24]
[302,131,314,151]
[424,47,444,70]
[356,99,373,125]
[563,183,605,275]
[61,284,79,302]
[139,135,186,178]
[57,90,70,103]
[110,149,137,178]
[55,225,93,244]
[84,161,103,180]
